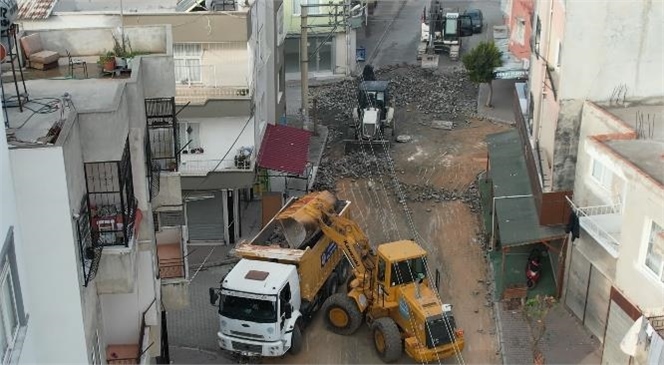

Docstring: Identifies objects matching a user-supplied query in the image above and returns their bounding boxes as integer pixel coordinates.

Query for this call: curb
[488,258,507,365]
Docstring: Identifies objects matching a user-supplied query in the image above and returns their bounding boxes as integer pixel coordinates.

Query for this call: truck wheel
[322,293,363,335]
[372,317,403,363]
[336,258,349,285]
[289,324,303,355]
[326,273,339,297]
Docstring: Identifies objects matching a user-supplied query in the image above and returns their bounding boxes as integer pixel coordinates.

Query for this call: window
[391,257,427,286]
[293,0,320,15]
[512,18,526,45]
[178,122,201,153]
[645,221,664,281]
[555,40,562,68]
[0,228,25,364]
[591,159,613,190]
[174,44,202,84]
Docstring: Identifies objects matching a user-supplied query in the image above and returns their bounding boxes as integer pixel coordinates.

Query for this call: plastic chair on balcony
[67,49,88,79]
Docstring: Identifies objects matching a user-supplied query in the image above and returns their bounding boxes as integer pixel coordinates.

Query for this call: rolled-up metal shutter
[185,191,224,242]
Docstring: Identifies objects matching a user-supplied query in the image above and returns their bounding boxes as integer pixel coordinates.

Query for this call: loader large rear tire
[322,293,363,335]
[372,317,403,363]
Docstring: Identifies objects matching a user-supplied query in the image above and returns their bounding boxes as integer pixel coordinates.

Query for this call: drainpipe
[489,194,533,251]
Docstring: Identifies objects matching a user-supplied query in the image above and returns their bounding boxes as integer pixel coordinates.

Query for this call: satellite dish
[0,0,18,31]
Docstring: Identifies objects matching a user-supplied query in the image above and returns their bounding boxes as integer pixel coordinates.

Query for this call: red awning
[257,124,312,175]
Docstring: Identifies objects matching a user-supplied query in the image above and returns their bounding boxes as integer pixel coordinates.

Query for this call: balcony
[174,65,251,105]
[156,225,190,310]
[567,197,622,257]
[85,140,138,247]
[106,302,155,365]
[179,155,254,176]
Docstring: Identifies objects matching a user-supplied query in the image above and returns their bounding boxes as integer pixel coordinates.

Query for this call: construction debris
[313,151,483,213]
[309,65,477,123]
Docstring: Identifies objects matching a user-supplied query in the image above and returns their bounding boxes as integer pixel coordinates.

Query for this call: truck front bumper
[217,331,286,357]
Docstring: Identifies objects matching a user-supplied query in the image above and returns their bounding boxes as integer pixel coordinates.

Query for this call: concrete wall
[178,99,252,117]
[25,26,170,57]
[22,12,251,43]
[152,172,183,210]
[123,12,251,43]
[9,146,88,363]
[560,0,664,100]
[192,43,250,87]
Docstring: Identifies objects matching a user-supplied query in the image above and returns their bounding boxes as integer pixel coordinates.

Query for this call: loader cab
[441,12,474,42]
[358,81,390,118]
[375,241,429,299]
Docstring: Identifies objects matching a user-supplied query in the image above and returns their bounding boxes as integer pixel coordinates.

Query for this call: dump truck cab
[213,259,302,357]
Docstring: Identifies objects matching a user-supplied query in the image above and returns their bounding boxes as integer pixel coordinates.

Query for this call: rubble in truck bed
[312,152,483,213]
[309,65,478,124]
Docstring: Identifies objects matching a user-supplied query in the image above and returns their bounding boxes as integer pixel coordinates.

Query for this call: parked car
[463,9,484,34]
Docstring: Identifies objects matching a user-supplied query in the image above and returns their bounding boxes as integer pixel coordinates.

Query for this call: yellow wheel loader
[309,204,466,363]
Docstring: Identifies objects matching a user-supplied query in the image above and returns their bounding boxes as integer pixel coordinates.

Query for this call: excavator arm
[316,213,376,278]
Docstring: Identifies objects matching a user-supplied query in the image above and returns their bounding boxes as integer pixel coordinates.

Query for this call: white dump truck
[208,191,351,358]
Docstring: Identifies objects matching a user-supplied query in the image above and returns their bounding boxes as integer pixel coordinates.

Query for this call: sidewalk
[477,79,518,125]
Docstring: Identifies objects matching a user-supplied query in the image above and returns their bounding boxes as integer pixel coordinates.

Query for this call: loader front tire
[322,293,363,335]
[372,317,403,363]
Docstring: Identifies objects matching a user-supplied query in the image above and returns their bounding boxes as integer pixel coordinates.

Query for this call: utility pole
[300,4,310,132]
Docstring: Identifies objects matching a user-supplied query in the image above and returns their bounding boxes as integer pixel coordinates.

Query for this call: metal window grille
[77,195,102,286]
[84,139,137,247]
[146,97,179,172]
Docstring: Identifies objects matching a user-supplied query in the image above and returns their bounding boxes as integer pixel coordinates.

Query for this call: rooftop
[600,102,664,185]
[52,0,178,13]
[4,79,125,147]
[222,259,294,295]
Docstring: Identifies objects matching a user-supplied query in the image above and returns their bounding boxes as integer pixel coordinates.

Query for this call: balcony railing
[179,155,254,176]
[175,65,251,104]
[85,140,138,247]
[145,98,179,173]
[76,195,103,287]
[567,197,622,257]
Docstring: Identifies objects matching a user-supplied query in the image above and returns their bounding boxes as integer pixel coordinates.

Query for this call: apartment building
[565,100,664,364]
[495,0,532,80]
[1,24,184,363]
[18,0,287,245]
[283,0,358,79]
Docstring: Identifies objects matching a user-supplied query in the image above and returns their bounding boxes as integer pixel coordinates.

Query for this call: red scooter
[525,247,544,289]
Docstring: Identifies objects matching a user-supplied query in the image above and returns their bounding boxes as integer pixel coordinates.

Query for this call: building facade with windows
[283,0,357,79]
[1,24,182,363]
[18,0,287,246]
[565,100,664,364]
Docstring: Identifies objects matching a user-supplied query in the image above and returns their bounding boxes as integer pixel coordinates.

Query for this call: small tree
[462,41,503,108]
[523,295,556,365]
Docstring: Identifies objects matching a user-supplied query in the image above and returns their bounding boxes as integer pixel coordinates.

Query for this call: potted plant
[99,51,116,72]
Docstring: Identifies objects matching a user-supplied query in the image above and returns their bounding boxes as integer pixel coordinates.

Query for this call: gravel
[310,64,478,125]
[313,152,483,213]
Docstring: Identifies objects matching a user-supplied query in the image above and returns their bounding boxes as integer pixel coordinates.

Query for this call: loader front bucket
[343,139,391,155]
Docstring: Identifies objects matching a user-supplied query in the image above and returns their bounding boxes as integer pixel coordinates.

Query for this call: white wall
[20,14,120,31]
[180,117,255,171]
[561,0,664,100]
[9,147,88,363]
[0,111,35,364]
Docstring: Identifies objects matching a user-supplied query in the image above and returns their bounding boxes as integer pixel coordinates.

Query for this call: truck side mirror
[209,288,219,306]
